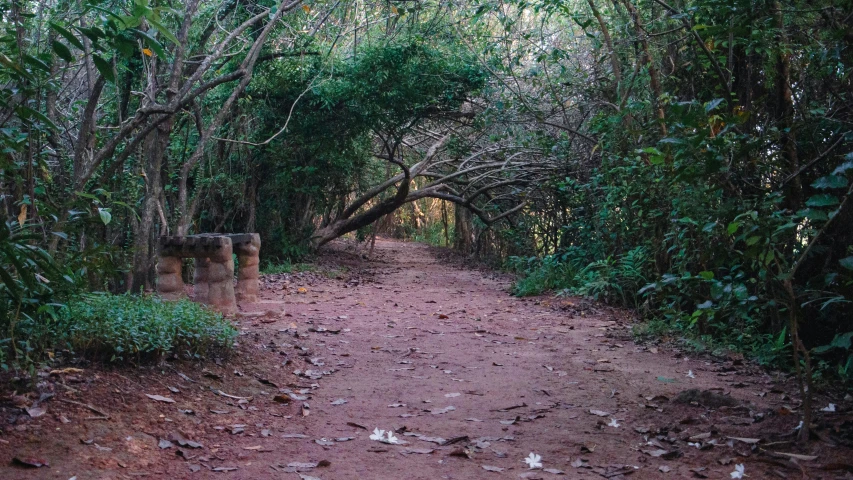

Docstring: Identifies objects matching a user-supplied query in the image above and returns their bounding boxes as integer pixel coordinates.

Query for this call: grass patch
[261,261,315,275]
[54,294,237,362]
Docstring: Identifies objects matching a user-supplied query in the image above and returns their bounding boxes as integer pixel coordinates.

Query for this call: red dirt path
[1,239,850,480]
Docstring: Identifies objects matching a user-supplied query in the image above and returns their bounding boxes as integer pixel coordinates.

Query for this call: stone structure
[156,233,261,314]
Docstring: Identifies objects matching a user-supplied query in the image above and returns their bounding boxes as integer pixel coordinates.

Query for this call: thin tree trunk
[623,0,666,136]
[587,0,622,103]
[775,1,801,213]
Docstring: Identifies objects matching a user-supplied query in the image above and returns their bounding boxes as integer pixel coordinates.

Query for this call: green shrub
[412,221,453,247]
[507,253,578,296]
[55,294,237,362]
[261,261,315,275]
[1,220,76,372]
[509,246,649,306]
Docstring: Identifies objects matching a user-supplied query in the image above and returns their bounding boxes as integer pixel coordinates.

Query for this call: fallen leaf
[158,439,174,449]
[402,448,435,454]
[50,368,84,375]
[442,436,470,446]
[212,466,238,472]
[172,436,203,449]
[331,398,347,405]
[588,409,611,417]
[727,437,760,444]
[26,406,46,418]
[17,205,26,226]
[145,394,175,403]
[493,403,527,412]
[772,452,818,461]
[404,432,446,444]
[212,390,252,401]
[690,467,708,478]
[659,465,671,473]
[430,406,456,415]
[543,468,564,474]
[12,456,49,468]
[481,465,504,472]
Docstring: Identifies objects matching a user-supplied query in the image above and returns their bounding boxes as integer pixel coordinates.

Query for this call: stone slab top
[159,233,255,250]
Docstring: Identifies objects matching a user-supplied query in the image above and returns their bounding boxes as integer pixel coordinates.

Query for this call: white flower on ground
[822,403,836,412]
[369,428,385,441]
[608,417,620,428]
[730,464,746,479]
[686,370,696,378]
[385,430,400,444]
[524,452,543,469]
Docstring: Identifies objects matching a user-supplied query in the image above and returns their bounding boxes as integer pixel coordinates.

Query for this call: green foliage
[245,33,486,260]
[501,0,853,382]
[261,261,315,275]
[0,221,74,371]
[507,250,581,296]
[412,221,454,248]
[572,247,650,307]
[510,246,649,306]
[56,294,237,362]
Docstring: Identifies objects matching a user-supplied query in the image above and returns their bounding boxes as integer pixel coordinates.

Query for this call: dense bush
[54,294,238,363]
[0,221,75,371]
[498,0,853,388]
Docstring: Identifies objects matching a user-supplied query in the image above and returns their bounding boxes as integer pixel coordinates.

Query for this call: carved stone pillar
[156,255,184,300]
[157,233,258,315]
[205,239,236,315]
[193,257,211,304]
[235,233,261,303]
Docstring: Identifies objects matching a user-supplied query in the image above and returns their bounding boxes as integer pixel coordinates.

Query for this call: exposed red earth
[2,239,851,480]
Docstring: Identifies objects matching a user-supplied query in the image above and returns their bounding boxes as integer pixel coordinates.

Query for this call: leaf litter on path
[15,241,852,479]
[145,394,175,403]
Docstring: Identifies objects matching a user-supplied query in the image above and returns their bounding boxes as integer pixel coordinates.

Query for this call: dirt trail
[1,240,849,479]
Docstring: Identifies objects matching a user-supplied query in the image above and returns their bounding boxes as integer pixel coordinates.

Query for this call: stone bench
[156,233,260,314]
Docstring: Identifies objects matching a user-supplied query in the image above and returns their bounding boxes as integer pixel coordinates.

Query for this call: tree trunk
[586,0,622,103]
[453,204,474,253]
[775,1,801,214]
[130,117,174,293]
